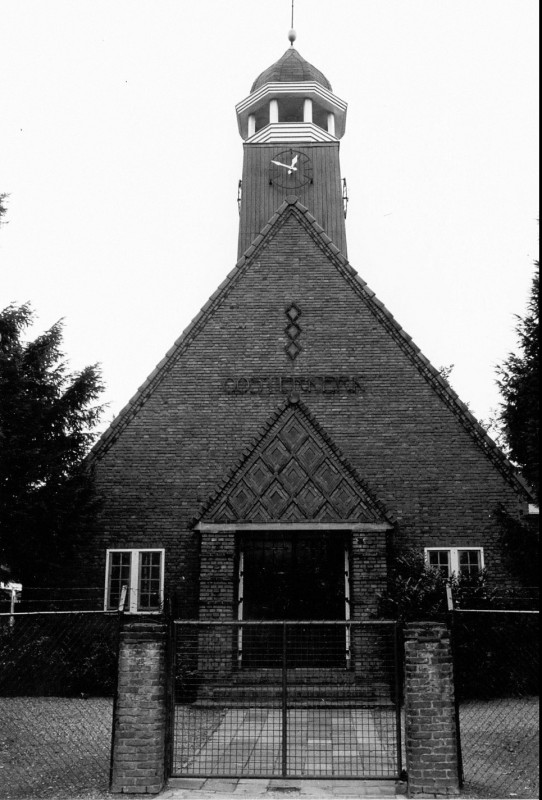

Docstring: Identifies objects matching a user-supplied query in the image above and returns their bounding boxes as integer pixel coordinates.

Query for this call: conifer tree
[497,265,539,500]
[0,303,104,584]
[0,193,8,224]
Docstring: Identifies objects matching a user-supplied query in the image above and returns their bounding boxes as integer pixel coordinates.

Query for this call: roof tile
[251,48,332,93]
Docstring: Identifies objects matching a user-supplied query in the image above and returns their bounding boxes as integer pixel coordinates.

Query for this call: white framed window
[105,549,165,613]
[424,547,484,579]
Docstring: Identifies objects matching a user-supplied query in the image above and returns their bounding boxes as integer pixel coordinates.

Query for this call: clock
[269,150,313,189]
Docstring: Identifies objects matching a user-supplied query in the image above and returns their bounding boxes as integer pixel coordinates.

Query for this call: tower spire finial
[288,0,296,46]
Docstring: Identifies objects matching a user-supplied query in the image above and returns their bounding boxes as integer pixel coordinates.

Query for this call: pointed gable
[199,400,391,526]
[89,196,528,502]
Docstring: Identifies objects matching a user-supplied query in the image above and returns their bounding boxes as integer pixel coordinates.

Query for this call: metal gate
[171,620,403,779]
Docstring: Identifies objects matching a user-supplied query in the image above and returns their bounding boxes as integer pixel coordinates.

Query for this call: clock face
[269,150,313,189]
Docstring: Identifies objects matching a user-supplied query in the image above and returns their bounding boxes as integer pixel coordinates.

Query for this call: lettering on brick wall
[223,376,364,395]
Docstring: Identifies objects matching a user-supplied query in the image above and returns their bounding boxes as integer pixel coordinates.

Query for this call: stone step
[190,683,395,707]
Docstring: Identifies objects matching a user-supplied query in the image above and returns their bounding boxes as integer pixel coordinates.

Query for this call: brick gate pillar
[404,621,460,797]
[110,620,168,794]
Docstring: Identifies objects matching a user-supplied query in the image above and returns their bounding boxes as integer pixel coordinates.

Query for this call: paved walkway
[174,708,400,778]
[163,777,407,799]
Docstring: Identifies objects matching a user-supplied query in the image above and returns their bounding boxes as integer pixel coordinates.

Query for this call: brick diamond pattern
[297,440,324,472]
[230,483,256,516]
[263,440,290,471]
[280,461,307,494]
[286,304,301,321]
[284,304,302,361]
[261,482,289,516]
[297,483,325,517]
[245,459,274,495]
[331,481,359,518]
[203,405,386,524]
[314,461,342,495]
[279,418,308,451]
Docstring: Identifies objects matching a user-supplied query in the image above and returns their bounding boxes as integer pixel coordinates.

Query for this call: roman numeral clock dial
[269,150,313,189]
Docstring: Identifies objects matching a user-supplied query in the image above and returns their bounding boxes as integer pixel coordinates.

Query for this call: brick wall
[199,532,236,619]
[404,622,459,797]
[350,529,388,620]
[110,620,167,794]
[80,207,528,610]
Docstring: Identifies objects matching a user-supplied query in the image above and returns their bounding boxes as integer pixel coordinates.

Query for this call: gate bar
[452,609,539,614]
[282,622,288,777]
[394,624,403,778]
[172,619,398,625]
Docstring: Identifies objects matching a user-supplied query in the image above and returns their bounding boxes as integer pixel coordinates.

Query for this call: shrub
[378,547,495,621]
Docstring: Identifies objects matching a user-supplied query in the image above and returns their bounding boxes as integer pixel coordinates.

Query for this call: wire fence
[453,585,539,612]
[0,609,121,799]
[452,609,539,800]
[0,586,105,614]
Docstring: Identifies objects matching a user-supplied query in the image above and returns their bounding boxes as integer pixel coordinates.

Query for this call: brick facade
[82,202,529,619]
[199,532,236,619]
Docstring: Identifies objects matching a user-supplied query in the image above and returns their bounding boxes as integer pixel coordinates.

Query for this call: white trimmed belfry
[236,49,347,143]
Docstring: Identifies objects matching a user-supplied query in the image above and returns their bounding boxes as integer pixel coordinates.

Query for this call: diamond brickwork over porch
[198,400,390,528]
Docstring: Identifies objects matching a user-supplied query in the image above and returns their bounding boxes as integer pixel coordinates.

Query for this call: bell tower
[236,32,348,258]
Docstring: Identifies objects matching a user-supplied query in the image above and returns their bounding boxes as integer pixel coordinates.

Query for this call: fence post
[110,619,168,794]
[404,621,460,797]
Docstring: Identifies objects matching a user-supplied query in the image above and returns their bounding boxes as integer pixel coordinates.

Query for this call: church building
[85,36,531,629]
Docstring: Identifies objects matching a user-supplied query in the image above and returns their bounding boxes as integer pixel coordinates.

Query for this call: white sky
[1,0,539,436]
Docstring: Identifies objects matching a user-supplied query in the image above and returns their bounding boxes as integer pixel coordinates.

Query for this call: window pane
[459,549,481,576]
[427,550,451,577]
[108,552,131,610]
[138,551,162,610]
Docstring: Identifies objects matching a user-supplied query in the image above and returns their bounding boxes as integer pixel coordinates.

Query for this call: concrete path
[163,776,407,799]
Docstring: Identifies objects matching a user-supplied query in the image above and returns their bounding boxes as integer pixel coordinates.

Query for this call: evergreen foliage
[0,303,104,584]
[495,503,539,587]
[497,264,539,500]
[0,193,7,223]
[379,546,495,621]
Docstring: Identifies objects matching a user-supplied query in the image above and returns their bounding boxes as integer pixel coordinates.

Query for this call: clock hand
[271,159,298,171]
[288,154,299,173]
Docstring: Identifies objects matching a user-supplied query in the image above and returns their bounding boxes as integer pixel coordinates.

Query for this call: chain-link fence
[0,609,121,799]
[452,610,539,799]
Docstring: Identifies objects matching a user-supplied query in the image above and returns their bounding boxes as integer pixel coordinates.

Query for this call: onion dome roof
[251,48,332,93]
